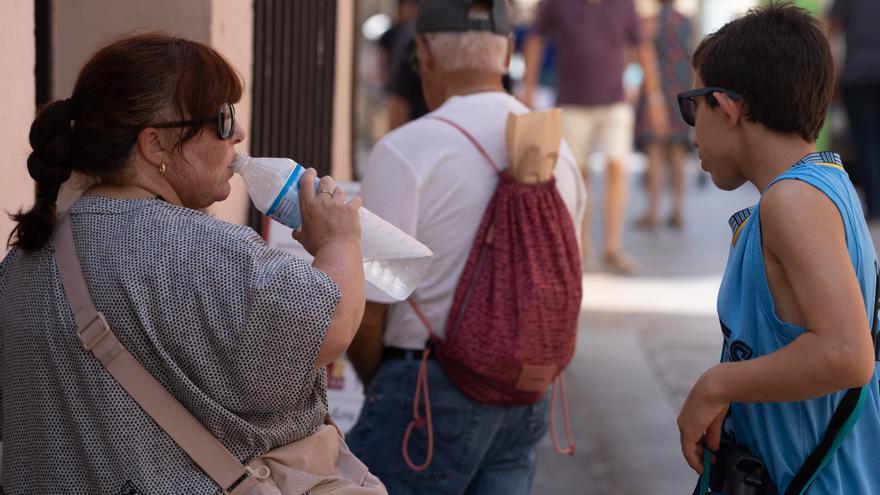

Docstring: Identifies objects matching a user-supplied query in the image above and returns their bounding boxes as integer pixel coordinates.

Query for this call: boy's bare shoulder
[762,178,837,215]
[760,179,845,252]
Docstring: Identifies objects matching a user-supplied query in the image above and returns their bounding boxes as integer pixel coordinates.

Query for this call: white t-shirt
[360,92,587,349]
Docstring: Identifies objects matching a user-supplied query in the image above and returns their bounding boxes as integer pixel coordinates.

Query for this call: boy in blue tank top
[675,5,880,494]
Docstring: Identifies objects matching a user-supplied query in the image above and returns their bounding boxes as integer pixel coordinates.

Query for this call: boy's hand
[677,366,729,474]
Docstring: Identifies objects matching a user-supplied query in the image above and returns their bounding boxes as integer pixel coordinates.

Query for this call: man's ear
[414,34,434,75]
[714,92,744,129]
[136,127,169,169]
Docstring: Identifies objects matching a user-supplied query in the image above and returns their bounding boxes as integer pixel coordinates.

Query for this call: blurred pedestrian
[828,0,880,219]
[523,0,668,274]
[380,0,430,130]
[345,1,587,493]
[635,0,693,230]
[676,6,880,493]
[512,5,558,111]
[379,0,419,91]
[0,34,379,493]
[387,38,430,130]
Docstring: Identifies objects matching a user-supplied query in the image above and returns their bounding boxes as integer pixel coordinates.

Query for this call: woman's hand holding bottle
[292,168,362,257]
[291,168,365,367]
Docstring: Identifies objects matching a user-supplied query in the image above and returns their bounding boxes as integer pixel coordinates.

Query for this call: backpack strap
[784,386,869,494]
[426,115,503,173]
[549,374,576,456]
[53,215,259,493]
[784,266,880,495]
[872,263,880,363]
[395,114,501,473]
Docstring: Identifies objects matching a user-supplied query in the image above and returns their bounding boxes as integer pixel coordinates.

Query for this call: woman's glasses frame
[148,102,236,140]
[676,87,742,127]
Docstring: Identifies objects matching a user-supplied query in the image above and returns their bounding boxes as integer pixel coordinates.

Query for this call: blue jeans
[346,357,551,495]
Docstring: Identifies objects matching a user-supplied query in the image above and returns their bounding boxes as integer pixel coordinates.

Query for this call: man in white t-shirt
[346,1,586,493]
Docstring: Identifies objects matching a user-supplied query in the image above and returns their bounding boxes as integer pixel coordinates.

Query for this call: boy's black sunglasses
[677,87,742,127]
[148,102,236,140]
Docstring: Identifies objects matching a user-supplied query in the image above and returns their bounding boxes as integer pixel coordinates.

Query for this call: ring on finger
[318,189,333,196]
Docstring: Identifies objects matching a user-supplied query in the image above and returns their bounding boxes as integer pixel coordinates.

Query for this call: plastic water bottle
[232,152,433,300]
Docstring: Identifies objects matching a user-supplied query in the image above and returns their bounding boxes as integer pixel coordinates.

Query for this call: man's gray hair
[424,31,509,74]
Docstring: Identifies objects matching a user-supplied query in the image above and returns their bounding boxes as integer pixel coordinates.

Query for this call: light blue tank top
[717,152,880,494]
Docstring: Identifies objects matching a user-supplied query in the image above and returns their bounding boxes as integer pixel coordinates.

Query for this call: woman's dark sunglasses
[149,102,236,140]
[676,87,742,127]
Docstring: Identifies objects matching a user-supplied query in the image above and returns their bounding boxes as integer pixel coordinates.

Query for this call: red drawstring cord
[401,347,434,471]
[402,298,437,471]
[550,373,575,455]
[399,116,495,473]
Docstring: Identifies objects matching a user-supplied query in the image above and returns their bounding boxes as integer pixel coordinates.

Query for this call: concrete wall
[333,0,355,180]
[209,0,255,224]
[52,1,211,98]
[0,2,36,250]
[50,0,253,225]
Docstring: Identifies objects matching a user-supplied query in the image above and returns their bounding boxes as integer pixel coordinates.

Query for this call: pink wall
[0,2,36,250]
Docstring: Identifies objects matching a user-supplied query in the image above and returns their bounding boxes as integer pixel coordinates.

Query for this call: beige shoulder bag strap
[53,215,255,493]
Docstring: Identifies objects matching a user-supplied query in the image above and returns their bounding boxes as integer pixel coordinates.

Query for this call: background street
[534,165,759,494]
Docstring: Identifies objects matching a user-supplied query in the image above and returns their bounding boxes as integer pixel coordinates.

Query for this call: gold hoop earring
[159,162,167,174]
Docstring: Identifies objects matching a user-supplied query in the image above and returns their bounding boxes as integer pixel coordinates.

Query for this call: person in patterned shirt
[0,33,367,493]
[634,0,693,230]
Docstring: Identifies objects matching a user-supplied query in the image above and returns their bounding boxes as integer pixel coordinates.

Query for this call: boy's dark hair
[692,2,832,142]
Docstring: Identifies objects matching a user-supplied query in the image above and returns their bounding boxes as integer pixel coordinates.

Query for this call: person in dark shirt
[828,0,880,219]
[388,36,430,130]
[523,0,667,274]
[388,26,511,131]
[379,0,419,92]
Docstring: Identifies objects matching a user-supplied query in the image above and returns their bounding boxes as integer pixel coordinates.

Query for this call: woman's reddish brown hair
[9,33,243,251]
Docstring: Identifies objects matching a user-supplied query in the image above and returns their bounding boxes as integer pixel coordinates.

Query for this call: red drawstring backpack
[403,113,582,471]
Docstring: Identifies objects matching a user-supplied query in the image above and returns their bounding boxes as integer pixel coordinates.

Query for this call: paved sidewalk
[533,168,759,495]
